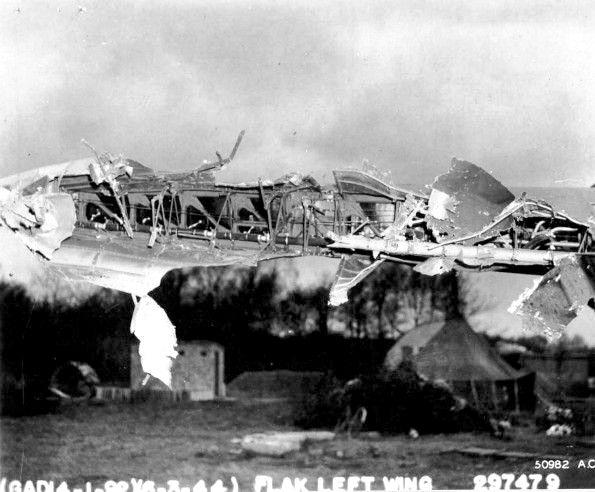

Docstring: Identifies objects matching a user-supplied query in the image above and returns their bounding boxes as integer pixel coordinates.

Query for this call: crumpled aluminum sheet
[508,255,595,339]
[20,193,76,259]
[0,188,76,259]
[130,295,178,387]
[328,254,384,306]
[427,159,516,243]
[0,227,46,283]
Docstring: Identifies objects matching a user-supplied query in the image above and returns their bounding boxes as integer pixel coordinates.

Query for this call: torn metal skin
[1,134,594,385]
[507,255,595,339]
[327,159,594,340]
[130,295,178,387]
[426,158,516,243]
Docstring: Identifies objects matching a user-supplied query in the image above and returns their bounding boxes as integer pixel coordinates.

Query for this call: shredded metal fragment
[413,257,456,276]
[329,254,384,306]
[426,159,516,243]
[129,295,178,387]
[508,255,595,339]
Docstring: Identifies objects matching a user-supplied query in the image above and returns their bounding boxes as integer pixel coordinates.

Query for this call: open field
[1,399,594,489]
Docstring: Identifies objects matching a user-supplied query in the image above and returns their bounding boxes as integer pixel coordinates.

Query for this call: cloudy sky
[2,1,594,343]
[1,0,595,187]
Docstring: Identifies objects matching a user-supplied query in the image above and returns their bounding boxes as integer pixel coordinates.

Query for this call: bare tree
[457,272,497,318]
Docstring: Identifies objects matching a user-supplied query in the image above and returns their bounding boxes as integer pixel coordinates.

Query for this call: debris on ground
[408,428,420,439]
[447,447,568,461]
[295,363,492,435]
[48,360,99,399]
[240,431,335,457]
[546,424,574,437]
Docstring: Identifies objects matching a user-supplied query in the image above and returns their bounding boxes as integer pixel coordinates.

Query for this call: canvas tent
[384,318,535,411]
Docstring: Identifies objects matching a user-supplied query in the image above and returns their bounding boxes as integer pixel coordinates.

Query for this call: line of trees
[0,258,498,410]
[151,261,457,340]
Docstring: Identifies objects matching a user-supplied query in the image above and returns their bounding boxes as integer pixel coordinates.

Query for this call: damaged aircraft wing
[1,134,594,383]
[327,159,594,338]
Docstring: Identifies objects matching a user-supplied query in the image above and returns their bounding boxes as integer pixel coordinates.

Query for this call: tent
[384,317,535,411]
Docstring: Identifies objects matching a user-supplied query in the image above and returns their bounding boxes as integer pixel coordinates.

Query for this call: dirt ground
[1,399,594,490]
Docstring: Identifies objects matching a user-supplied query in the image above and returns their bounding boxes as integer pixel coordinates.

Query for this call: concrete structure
[131,341,225,400]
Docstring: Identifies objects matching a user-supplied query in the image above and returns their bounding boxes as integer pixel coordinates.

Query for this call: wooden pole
[470,379,480,408]
[491,381,498,410]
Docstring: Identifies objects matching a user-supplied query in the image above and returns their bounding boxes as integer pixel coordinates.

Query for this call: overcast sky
[1,0,594,187]
[2,1,594,343]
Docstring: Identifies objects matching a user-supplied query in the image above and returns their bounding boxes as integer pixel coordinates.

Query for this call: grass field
[1,399,594,490]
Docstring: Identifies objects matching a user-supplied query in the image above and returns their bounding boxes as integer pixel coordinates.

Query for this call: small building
[131,340,225,400]
[384,318,535,411]
[520,349,595,397]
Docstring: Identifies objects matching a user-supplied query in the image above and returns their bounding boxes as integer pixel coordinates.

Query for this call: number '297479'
[473,473,560,490]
